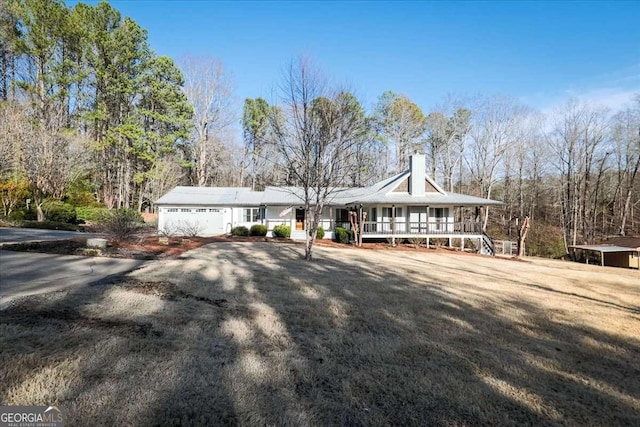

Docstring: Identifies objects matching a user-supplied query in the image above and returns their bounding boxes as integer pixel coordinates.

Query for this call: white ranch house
[155,155,502,255]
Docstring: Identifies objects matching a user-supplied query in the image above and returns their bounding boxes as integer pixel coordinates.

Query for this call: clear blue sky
[72,0,640,114]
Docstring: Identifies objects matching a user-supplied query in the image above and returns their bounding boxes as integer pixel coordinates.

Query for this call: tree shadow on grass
[150,242,640,425]
[1,241,639,426]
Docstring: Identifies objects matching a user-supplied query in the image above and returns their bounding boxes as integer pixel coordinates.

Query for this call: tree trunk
[36,203,44,222]
[517,216,530,257]
[482,185,493,232]
[197,135,208,187]
[620,157,640,235]
[238,143,248,188]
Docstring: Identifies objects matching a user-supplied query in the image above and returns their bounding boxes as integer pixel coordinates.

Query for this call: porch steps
[290,230,307,241]
[482,233,495,256]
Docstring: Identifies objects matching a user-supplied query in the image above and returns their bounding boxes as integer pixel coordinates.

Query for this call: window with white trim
[180,208,191,212]
[382,207,403,219]
[196,208,207,212]
[166,208,178,212]
[335,209,350,223]
[244,208,260,222]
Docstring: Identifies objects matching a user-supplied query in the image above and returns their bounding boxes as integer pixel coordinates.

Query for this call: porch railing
[265,219,289,230]
[361,221,482,235]
[265,219,483,235]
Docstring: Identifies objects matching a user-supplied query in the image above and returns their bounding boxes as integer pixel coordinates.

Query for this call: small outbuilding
[569,243,640,269]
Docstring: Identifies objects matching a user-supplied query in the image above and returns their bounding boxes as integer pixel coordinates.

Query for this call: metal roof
[154,186,263,206]
[569,245,640,253]
[155,167,502,208]
[349,191,503,206]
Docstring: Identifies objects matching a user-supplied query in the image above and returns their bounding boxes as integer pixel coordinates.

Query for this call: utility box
[87,238,108,249]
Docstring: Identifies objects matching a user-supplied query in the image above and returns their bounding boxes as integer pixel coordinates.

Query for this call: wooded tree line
[1,0,638,255]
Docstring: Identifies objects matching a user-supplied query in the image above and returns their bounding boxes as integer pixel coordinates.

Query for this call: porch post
[462,237,465,251]
[391,204,396,247]
[358,204,364,247]
[425,205,429,234]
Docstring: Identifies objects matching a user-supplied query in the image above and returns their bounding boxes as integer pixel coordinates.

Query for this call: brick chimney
[409,154,426,196]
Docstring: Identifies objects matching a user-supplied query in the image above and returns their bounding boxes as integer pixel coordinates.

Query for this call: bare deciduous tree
[425,95,471,191]
[548,100,609,251]
[179,55,236,186]
[466,95,530,231]
[0,102,83,220]
[610,96,640,236]
[270,57,368,260]
[0,101,24,174]
[373,91,426,175]
[140,155,183,213]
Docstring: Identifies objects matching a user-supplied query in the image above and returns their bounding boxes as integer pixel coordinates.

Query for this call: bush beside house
[334,227,353,244]
[312,226,325,240]
[250,224,268,236]
[231,226,249,236]
[272,225,291,238]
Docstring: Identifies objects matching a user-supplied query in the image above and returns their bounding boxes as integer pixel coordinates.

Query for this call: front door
[295,208,305,230]
[409,206,427,232]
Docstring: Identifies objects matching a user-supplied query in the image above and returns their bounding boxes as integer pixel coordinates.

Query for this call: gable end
[425,179,439,193]
[392,177,409,193]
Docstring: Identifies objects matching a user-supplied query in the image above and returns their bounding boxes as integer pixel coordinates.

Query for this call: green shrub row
[76,206,110,222]
[8,208,36,221]
[334,227,353,244]
[42,200,77,224]
[9,203,120,225]
[8,201,79,224]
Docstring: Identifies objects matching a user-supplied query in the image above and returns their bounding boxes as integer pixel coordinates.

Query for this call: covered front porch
[331,205,484,235]
[359,219,483,236]
[335,204,494,254]
[262,204,495,255]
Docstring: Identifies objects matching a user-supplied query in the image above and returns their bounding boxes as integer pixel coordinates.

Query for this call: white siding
[158,206,230,236]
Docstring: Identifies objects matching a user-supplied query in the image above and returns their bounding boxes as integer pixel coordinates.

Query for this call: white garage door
[162,208,225,236]
[192,209,225,235]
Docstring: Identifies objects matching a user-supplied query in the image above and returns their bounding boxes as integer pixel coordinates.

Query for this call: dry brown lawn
[1,242,639,426]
